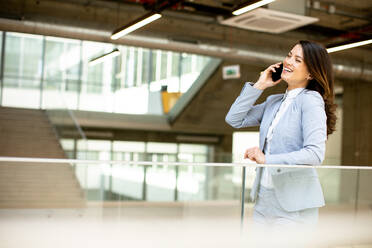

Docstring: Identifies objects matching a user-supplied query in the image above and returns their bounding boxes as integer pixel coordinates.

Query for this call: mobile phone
[271,63,283,81]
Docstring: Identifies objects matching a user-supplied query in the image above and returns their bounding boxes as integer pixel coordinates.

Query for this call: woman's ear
[307,74,313,80]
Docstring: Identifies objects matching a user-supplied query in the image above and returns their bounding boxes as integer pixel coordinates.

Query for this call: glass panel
[180,53,211,93]
[160,50,167,80]
[2,157,372,247]
[112,141,146,162]
[0,31,216,114]
[181,53,192,75]
[133,48,139,87]
[111,46,149,114]
[178,143,209,163]
[171,52,180,77]
[74,161,243,204]
[59,138,75,159]
[124,46,135,88]
[151,49,158,83]
[145,164,176,201]
[146,142,178,154]
[195,54,211,74]
[179,143,208,154]
[60,138,74,150]
[141,48,150,86]
[240,167,372,246]
[113,141,146,153]
[80,41,115,112]
[42,36,81,109]
[3,32,43,108]
[111,52,120,93]
[168,52,180,92]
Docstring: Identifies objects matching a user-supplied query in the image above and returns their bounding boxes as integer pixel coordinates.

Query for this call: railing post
[240,166,246,232]
[0,32,6,106]
[354,168,360,220]
[142,164,148,201]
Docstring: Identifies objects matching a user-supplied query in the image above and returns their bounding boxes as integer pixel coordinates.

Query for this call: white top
[260,87,305,188]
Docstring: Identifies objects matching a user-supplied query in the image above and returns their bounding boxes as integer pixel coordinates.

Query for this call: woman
[225,40,337,227]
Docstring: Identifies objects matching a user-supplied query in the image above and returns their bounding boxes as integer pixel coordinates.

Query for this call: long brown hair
[299,40,337,137]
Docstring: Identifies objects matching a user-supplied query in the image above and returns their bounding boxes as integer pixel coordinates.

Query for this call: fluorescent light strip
[232,0,276,15]
[111,13,162,40]
[327,39,372,53]
[89,49,120,66]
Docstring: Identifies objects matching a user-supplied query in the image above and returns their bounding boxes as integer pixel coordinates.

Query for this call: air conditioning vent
[220,8,318,34]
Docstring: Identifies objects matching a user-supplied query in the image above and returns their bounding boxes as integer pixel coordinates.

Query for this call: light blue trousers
[252,185,319,227]
[248,186,320,248]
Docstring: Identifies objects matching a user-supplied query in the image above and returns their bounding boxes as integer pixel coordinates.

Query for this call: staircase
[0,107,85,208]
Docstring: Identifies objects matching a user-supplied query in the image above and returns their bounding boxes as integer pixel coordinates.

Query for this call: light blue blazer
[225,82,326,212]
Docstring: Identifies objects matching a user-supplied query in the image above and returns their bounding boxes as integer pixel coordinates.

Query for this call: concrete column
[342,81,372,166]
[340,81,372,205]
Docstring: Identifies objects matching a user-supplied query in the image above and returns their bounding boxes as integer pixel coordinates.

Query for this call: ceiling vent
[220,8,318,34]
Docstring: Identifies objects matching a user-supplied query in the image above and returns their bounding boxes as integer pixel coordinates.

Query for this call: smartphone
[271,63,283,81]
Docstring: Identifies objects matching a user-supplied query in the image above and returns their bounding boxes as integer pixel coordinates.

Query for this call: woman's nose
[284,58,294,67]
[283,60,291,68]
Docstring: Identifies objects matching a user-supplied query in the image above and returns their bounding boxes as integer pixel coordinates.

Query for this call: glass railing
[44,83,88,159]
[0,156,371,247]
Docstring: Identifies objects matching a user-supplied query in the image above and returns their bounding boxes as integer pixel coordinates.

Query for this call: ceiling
[0,0,372,78]
[1,0,371,46]
[88,0,372,47]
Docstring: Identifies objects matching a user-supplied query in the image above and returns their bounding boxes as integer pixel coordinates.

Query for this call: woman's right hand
[253,62,282,90]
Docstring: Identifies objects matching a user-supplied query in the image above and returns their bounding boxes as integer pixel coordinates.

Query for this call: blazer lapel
[256,95,283,177]
[259,96,283,151]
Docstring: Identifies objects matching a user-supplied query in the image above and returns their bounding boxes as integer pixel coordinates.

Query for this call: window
[0,32,215,114]
[3,33,42,108]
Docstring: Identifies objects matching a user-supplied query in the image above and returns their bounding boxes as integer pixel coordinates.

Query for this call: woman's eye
[296,59,301,63]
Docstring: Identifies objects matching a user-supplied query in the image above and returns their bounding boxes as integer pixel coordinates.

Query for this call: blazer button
[277,169,281,173]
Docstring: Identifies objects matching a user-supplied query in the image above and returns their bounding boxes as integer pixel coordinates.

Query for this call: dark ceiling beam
[1,0,370,51]
[181,1,232,17]
[144,0,184,12]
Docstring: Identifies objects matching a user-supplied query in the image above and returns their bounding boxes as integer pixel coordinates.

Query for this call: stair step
[0,182,81,187]
[0,170,77,174]
[0,192,83,197]
[0,201,86,209]
[0,162,72,167]
[0,119,52,128]
[0,189,82,193]
[0,107,84,208]
[0,139,62,146]
[0,132,58,140]
[0,148,65,154]
[0,177,78,181]
[0,195,84,200]
[0,107,46,115]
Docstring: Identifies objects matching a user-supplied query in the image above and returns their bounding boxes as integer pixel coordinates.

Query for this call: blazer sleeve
[225,82,266,128]
[266,91,327,176]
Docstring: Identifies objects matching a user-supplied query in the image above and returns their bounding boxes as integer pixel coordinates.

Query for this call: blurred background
[0,0,371,247]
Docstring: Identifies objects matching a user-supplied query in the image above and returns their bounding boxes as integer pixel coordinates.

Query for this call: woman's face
[282,44,311,88]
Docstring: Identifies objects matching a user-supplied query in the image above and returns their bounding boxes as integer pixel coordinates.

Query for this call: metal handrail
[0,156,371,170]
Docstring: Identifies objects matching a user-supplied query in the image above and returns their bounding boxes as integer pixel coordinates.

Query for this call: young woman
[225,40,337,227]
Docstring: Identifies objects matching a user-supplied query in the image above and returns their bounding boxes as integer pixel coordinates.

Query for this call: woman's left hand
[244,147,266,164]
